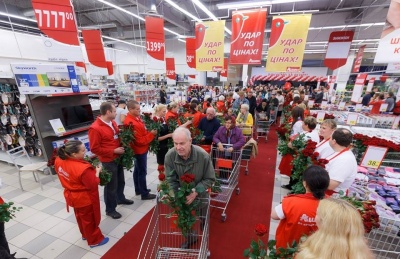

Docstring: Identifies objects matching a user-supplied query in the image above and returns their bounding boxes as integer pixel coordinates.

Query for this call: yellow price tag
[367,160,380,168]
[317,118,324,123]
[57,128,64,132]
[349,120,356,125]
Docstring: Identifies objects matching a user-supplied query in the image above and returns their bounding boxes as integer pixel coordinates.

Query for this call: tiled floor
[0,151,286,258]
[0,154,161,259]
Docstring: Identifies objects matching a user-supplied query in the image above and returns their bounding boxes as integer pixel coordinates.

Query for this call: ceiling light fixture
[165,0,201,22]
[178,39,186,43]
[0,20,39,30]
[270,9,319,15]
[191,0,232,34]
[0,11,36,22]
[216,0,311,10]
[102,35,145,48]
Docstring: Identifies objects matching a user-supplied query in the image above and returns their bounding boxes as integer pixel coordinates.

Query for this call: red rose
[158,173,166,181]
[254,223,268,237]
[181,173,195,183]
[153,116,159,122]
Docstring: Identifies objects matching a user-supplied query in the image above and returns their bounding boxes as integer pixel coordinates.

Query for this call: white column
[242,65,249,87]
[197,71,207,85]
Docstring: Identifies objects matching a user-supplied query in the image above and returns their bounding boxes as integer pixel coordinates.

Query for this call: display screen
[61,104,94,129]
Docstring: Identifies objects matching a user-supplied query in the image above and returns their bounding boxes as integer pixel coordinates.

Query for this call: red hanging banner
[145,16,165,61]
[230,9,267,64]
[166,58,176,85]
[106,61,113,76]
[352,45,366,73]
[186,38,196,69]
[31,0,80,46]
[220,58,228,78]
[324,31,354,70]
[75,62,86,72]
[81,30,107,68]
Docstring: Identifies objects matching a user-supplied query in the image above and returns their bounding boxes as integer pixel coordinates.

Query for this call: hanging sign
[32,0,83,61]
[316,111,326,123]
[374,0,400,63]
[355,104,363,112]
[11,63,89,94]
[346,113,359,126]
[324,31,354,70]
[196,21,225,71]
[220,58,228,82]
[338,101,346,110]
[321,101,328,109]
[352,45,366,73]
[360,145,389,169]
[266,14,311,72]
[81,30,108,76]
[145,16,165,61]
[230,9,267,64]
[351,73,367,103]
[186,38,196,69]
[379,103,389,112]
[166,58,176,85]
[308,100,315,108]
[393,116,400,129]
[366,77,375,92]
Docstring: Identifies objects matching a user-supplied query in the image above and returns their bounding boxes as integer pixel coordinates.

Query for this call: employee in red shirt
[89,102,133,220]
[125,100,158,200]
[55,140,108,248]
[271,165,330,250]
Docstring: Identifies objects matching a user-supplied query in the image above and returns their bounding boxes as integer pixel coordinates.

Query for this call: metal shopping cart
[238,125,253,175]
[255,111,276,142]
[210,146,242,222]
[138,196,210,259]
[366,216,400,258]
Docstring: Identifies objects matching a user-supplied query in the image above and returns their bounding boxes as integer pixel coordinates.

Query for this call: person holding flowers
[184,102,205,128]
[271,165,330,250]
[296,198,374,259]
[301,116,320,144]
[55,140,109,248]
[154,104,172,174]
[315,119,337,159]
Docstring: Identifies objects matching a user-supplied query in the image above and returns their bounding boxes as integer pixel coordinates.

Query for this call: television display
[61,104,94,129]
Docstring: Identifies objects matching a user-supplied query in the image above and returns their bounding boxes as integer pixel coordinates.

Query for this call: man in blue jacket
[197,107,221,145]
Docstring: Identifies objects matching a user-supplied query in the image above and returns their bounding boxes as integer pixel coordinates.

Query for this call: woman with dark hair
[184,102,205,128]
[54,140,109,248]
[290,106,305,137]
[154,104,172,174]
[272,165,330,250]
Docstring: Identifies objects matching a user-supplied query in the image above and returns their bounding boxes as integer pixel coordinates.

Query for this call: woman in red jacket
[369,93,385,114]
[55,140,109,248]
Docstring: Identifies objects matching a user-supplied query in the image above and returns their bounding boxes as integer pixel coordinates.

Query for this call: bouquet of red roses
[142,114,163,155]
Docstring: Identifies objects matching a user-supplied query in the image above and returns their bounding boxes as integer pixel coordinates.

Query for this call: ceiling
[0,0,391,66]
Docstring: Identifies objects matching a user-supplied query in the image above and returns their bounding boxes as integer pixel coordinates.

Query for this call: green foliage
[166,117,179,149]
[114,123,135,170]
[267,239,298,259]
[0,202,22,222]
[142,114,162,155]
[210,173,222,194]
[85,156,112,186]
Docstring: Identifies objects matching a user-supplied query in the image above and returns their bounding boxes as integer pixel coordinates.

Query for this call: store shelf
[41,125,91,138]
[31,90,102,99]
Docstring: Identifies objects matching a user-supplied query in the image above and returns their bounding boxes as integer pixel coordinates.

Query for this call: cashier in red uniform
[54,140,109,248]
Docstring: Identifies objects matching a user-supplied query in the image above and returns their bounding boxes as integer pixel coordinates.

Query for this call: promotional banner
[230,9,267,64]
[186,38,196,69]
[351,73,367,103]
[166,58,176,85]
[266,14,311,72]
[11,64,89,94]
[374,0,400,63]
[367,77,375,92]
[328,75,336,95]
[352,45,366,73]
[146,16,165,62]
[81,30,109,76]
[220,58,228,82]
[32,0,83,61]
[324,31,354,70]
[386,62,400,73]
[196,20,225,71]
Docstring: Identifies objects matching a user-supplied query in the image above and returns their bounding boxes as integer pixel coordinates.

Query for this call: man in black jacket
[246,91,257,119]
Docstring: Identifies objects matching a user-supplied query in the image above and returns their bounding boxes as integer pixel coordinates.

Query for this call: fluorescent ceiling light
[178,39,186,43]
[270,9,319,15]
[191,0,232,35]
[165,0,201,22]
[96,0,145,21]
[217,0,311,10]
[0,11,36,22]
[0,20,39,30]
[102,35,145,48]
[308,22,385,30]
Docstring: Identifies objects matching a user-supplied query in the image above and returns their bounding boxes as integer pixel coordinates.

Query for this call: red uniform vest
[275,193,320,249]
[54,157,94,208]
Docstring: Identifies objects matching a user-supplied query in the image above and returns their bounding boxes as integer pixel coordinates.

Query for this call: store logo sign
[14,66,37,70]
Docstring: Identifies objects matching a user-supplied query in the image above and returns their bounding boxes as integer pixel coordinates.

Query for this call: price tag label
[355,104,362,112]
[331,96,336,103]
[321,101,328,109]
[393,116,400,129]
[379,103,388,112]
[316,111,326,123]
[146,41,165,52]
[360,145,388,169]
[34,6,76,31]
[346,113,359,126]
[338,102,346,110]
[49,118,66,135]
[308,100,314,108]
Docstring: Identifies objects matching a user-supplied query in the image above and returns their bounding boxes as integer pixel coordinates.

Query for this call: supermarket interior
[0,0,399,258]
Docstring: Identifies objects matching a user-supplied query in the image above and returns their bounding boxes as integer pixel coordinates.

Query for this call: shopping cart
[238,125,253,175]
[138,195,210,259]
[255,111,275,142]
[366,216,400,258]
[210,146,242,222]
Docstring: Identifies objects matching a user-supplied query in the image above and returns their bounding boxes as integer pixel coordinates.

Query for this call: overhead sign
[220,58,228,82]
[196,21,225,71]
[11,64,89,94]
[81,30,109,76]
[230,9,267,64]
[351,73,367,103]
[266,14,311,72]
[145,16,165,62]
[374,0,400,63]
[324,31,354,70]
[186,38,196,69]
[352,45,366,73]
[166,58,176,85]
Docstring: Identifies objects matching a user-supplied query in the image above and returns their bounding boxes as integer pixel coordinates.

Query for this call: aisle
[102,129,278,258]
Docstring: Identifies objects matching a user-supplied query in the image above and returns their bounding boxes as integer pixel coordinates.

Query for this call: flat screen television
[61,104,95,129]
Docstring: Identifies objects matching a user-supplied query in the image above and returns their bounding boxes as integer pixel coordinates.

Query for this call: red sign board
[32,0,80,46]
[145,17,165,61]
[230,9,267,64]
[352,45,366,73]
[220,58,228,78]
[186,38,196,69]
[324,31,354,70]
[166,58,176,80]
[81,30,107,69]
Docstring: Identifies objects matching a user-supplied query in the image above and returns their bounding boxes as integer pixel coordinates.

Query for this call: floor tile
[12,248,33,259]
[19,210,51,227]
[32,216,64,232]
[99,218,126,235]
[58,225,82,244]
[5,223,31,240]
[20,194,46,206]
[21,232,58,255]
[55,245,88,259]
[108,221,134,239]
[46,220,77,239]
[41,201,66,215]
[9,228,42,247]
[82,251,103,259]
[36,239,71,259]
[31,198,58,211]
